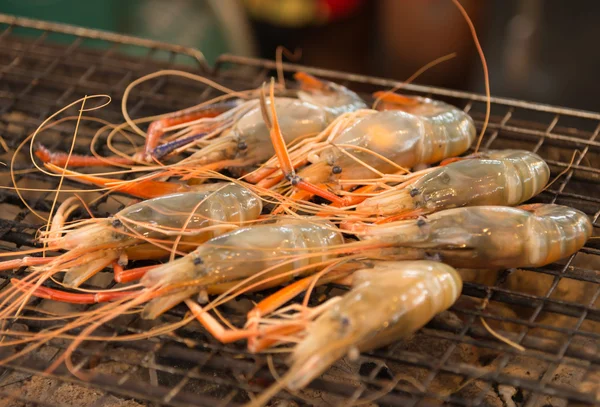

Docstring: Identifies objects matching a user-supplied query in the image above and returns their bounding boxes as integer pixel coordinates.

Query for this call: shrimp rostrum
[1,182,262,294]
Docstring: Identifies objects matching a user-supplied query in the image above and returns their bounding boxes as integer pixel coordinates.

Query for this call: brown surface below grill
[0,15,598,407]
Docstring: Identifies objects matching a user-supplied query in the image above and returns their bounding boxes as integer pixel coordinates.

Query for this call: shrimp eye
[340,315,351,328]
[111,219,122,228]
[332,165,342,175]
[237,140,248,150]
[416,218,427,227]
[409,188,420,197]
[287,174,301,186]
[193,256,204,265]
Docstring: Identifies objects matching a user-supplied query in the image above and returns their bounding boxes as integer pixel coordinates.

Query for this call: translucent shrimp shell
[60,183,262,250]
[286,261,461,390]
[140,220,343,317]
[300,108,476,185]
[362,205,592,269]
[234,98,328,156]
[297,81,368,118]
[359,149,550,215]
[185,98,329,166]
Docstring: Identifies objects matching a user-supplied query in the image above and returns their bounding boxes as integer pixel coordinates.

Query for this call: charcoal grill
[0,14,598,407]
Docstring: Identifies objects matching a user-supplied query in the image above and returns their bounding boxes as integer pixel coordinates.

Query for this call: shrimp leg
[43,163,193,199]
[294,72,328,91]
[113,263,159,283]
[260,80,345,205]
[35,144,137,167]
[35,101,239,167]
[141,100,239,159]
[0,256,53,272]
[150,131,210,159]
[185,299,259,343]
[246,267,354,352]
[11,278,138,304]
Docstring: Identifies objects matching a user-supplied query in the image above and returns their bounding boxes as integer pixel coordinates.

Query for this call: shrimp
[0,182,262,289]
[248,260,462,406]
[357,149,550,218]
[138,218,344,320]
[258,81,476,205]
[7,219,356,354]
[348,204,592,269]
[35,72,366,169]
[8,219,349,347]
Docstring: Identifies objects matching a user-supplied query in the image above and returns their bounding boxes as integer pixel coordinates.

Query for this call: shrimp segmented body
[303,107,475,182]
[139,219,344,319]
[250,261,462,404]
[358,149,550,217]
[353,204,592,269]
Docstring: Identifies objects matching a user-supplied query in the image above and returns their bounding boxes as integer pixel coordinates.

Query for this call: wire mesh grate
[0,15,598,407]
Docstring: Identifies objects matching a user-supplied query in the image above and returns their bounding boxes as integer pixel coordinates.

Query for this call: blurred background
[1,0,598,112]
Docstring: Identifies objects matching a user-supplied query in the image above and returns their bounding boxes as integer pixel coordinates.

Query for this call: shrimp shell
[284,260,461,390]
[358,149,550,216]
[297,81,368,118]
[61,183,262,251]
[140,219,344,319]
[59,183,262,287]
[299,106,476,185]
[359,204,592,269]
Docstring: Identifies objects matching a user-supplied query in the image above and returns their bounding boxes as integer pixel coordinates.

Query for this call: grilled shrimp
[358,149,550,217]
[1,183,262,288]
[139,219,344,319]
[249,260,462,405]
[351,204,592,269]
[260,85,476,205]
[36,72,366,169]
[303,107,475,182]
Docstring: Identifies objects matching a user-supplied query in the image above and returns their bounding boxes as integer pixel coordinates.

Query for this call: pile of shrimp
[0,5,596,407]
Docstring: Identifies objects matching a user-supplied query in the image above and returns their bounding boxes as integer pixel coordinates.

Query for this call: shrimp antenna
[275,46,302,89]
[373,52,457,110]
[43,96,90,244]
[543,149,580,192]
[451,0,490,153]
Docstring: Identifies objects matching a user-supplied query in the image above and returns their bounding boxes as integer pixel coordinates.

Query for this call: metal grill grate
[0,14,598,407]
